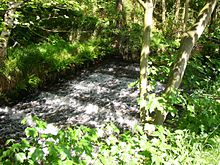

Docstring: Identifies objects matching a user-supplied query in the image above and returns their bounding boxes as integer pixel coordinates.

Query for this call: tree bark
[116,0,126,29]
[116,0,127,57]
[137,0,154,123]
[0,1,21,65]
[182,0,189,32]
[162,0,166,23]
[208,4,218,33]
[175,0,181,21]
[154,0,218,125]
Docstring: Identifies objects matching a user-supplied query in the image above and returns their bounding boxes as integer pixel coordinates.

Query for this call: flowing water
[0,60,143,144]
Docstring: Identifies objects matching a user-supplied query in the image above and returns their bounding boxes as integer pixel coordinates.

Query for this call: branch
[153,0,157,8]
[137,0,146,8]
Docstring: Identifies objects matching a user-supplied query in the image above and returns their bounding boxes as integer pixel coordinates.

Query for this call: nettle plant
[0,116,99,164]
[0,115,210,165]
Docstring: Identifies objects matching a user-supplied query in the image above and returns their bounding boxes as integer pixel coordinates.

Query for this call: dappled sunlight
[0,0,219,163]
[0,61,140,142]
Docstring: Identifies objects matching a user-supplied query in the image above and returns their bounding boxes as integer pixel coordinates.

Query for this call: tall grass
[0,36,109,96]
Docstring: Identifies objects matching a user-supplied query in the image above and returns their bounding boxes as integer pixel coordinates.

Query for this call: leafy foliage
[0,116,219,164]
[0,35,108,95]
[0,0,220,164]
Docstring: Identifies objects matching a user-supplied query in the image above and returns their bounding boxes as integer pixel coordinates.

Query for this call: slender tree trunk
[162,0,166,23]
[137,0,154,123]
[116,0,124,29]
[182,0,189,32]
[208,4,218,33]
[116,0,127,57]
[154,0,218,125]
[0,1,21,65]
[174,0,181,37]
[175,0,181,21]
[181,4,185,26]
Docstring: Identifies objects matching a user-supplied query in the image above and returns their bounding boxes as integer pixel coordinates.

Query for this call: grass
[0,36,109,100]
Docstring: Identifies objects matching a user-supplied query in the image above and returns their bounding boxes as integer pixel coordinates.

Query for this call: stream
[0,60,144,144]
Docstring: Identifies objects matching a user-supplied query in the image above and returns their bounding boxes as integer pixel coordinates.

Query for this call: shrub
[1,116,219,164]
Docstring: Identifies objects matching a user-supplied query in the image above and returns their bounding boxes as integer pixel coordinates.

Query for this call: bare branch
[153,0,157,8]
[137,0,146,8]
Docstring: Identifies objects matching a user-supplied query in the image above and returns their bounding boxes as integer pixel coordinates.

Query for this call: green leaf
[59,160,74,165]
[11,143,21,152]
[21,118,27,125]
[30,148,44,161]
[134,125,144,135]
[21,139,30,148]
[32,116,47,129]
[1,150,12,159]
[128,80,139,88]
[187,105,195,113]
[25,127,38,138]
[15,152,26,163]
[59,146,71,161]
[28,147,36,159]
[5,139,16,145]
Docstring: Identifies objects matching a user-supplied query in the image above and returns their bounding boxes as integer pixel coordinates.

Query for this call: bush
[1,116,219,164]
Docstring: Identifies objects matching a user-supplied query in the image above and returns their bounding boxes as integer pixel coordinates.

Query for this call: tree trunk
[175,0,181,21]
[182,0,189,32]
[0,1,21,65]
[116,0,127,57]
[154,0,218,125]
[162,0,166,23]
[208,4,218,33]
[116,0,126,29]
[174,0,181,37]
[137,0,154,123]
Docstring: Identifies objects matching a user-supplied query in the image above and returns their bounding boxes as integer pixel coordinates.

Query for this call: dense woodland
[0,0,220,164]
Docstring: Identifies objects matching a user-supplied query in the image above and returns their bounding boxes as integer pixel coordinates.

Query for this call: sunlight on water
[0,61,144,140]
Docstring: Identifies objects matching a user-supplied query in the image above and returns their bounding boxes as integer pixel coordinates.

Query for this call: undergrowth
[0,115,219,164]
[0,36,112,99]
[0,40,219,164]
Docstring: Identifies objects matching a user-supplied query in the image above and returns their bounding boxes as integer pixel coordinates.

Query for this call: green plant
[0,35,107,97]
[1,116,219,164]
